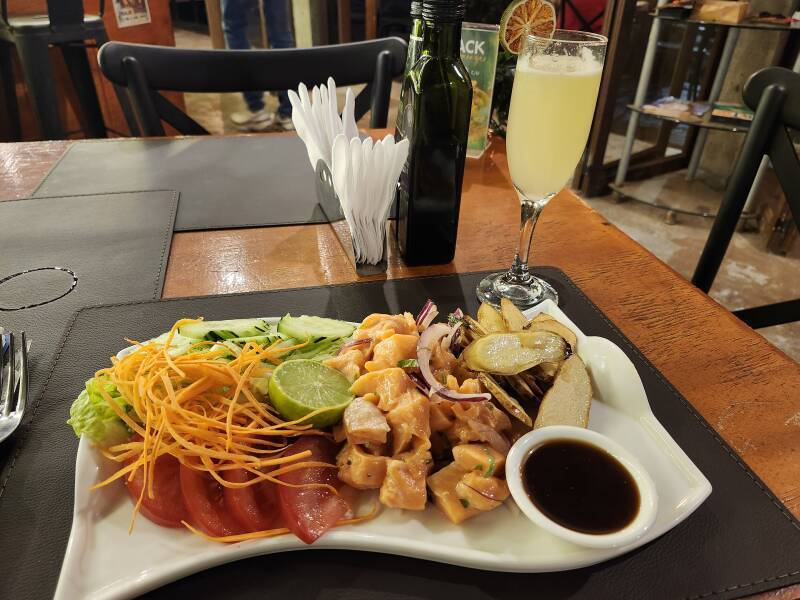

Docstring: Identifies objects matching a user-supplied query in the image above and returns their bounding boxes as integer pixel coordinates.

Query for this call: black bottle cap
[410,1,422,17]
[422,0,465,22]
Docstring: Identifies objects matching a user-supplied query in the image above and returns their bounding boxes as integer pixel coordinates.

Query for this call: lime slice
[268,359,354,428]
[500,0,556,54]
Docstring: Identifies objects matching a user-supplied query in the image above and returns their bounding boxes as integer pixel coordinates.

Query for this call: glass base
[476,271,559,310]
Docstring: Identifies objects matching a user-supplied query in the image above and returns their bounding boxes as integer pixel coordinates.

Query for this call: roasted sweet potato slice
[533,355,592,429]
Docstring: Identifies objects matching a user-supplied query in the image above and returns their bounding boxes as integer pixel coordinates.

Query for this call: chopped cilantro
[459,498,470,508]
[483,447,496,477]
[397,359,418,368]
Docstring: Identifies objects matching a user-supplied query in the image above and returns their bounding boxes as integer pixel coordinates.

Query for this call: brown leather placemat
[0,190,178,473]
[2,269,799,599]
[31,136,328,231]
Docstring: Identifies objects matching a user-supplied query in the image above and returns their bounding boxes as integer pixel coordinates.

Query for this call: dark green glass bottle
[395,2,423,138]
[395,0,472,265]
[403,2,424,80]
[395,2,423,139]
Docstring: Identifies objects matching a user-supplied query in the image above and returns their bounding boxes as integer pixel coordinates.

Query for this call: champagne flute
[477,30,607,308]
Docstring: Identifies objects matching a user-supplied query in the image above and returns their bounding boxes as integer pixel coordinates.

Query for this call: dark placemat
[2,269,799,600]
[31,136,329,231]
[0,191,178,475]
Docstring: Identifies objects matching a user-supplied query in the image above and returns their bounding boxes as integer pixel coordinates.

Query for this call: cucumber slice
[285,337,346,361]
[277,315,355,340]
[178,318,274,341]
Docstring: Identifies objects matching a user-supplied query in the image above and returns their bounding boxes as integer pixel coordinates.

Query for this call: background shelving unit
[612,4,800,221]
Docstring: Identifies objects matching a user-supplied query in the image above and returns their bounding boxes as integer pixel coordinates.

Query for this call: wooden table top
[2,134,799,599]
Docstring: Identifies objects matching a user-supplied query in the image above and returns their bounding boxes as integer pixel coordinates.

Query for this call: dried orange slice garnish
[500,0,557,54]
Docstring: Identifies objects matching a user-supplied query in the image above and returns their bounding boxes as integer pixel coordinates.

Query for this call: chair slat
[97,38,408,137]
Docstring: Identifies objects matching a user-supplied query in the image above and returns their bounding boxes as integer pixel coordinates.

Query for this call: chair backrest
[739,67,800,228]
[0,0,102,29]
[743,66,800,131]
[98,38,408,137]
[691,66,800,326]
[46,0,84,27]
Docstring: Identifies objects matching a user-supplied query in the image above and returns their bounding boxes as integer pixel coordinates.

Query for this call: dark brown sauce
[522,439,640,535]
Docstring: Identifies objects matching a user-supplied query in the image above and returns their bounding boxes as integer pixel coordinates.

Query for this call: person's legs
[262,0,295,117]
[221,0,265,113]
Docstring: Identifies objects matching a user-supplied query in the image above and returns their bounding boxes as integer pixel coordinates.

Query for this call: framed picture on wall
[113,0,152,28]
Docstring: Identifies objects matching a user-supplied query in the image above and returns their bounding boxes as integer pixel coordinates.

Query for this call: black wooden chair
[97,38,408,137]
[0,0,136,140]
[692,66,800,328]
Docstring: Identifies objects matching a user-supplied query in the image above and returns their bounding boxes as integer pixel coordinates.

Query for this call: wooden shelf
[627,102,751,133]
[610,170,758,221]
[651,12,800,31]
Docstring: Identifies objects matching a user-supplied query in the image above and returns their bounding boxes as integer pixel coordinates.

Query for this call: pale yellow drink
[506,54,602,199]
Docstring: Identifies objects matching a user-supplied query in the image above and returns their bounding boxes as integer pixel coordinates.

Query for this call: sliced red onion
[443,319,462,350]
[405,370,430,395]
[417,298,433,326]
[436,387,492,402]
[415,299,439,330]
[416,323,491,403]
[445,308,465,354]
[462,481,502,502]
[415,299,434,326]
[337,337,371,355]
[467,418,511,455]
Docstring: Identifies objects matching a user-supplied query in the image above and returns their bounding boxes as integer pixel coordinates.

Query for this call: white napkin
[331,134,409,265]
[288,77,359,169]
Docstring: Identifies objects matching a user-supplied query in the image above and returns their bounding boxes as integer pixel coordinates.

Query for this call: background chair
[692,66,800,328]
[0,0,136,140]
[97,37,408,137]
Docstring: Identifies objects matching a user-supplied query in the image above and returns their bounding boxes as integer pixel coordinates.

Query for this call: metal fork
[0,331,28,443]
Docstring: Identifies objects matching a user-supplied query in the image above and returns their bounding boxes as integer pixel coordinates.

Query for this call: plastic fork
[0,331,28,444]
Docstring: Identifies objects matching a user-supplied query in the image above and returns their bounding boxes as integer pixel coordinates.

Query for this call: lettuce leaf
[67,376,131,446]
[148,331,196,357]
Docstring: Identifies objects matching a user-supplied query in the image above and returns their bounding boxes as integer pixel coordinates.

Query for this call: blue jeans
[221,0,295,116]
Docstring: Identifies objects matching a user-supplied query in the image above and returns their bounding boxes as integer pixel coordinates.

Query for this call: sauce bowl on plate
[506,426,658,549]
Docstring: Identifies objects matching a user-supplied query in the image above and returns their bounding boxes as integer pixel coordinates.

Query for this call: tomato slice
[180,464,244,537]
[277,436,349,544]
[223,468,281,532]
[124,453,190,528]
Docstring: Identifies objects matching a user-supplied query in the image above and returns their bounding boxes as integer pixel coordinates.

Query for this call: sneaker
[229,108,272,130]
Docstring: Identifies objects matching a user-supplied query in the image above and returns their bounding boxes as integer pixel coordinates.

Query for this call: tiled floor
[174,28,800,363]
[584,195,800,361]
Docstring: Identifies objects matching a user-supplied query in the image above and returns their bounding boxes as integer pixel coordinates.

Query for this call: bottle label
[460,23,500,158]
[405,35,423,75]
[403,16,424,81]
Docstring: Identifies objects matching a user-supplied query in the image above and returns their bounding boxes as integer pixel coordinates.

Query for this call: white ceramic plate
[55,301,712,600]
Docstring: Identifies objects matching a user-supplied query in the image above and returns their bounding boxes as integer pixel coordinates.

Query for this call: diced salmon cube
[427,463,481,524]
[379,458,428,510]
[452,444,506,476]
[343,397,390,445]
[337,443,388,490]
[366,334,419,372]
[386,391,430,455]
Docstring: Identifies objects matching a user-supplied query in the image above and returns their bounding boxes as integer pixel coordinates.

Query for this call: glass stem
[507,193,552,284]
